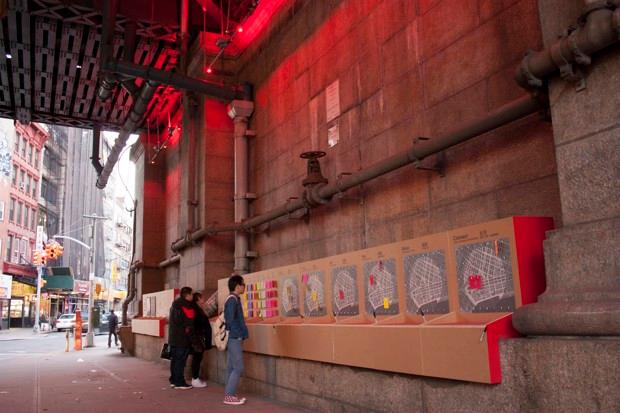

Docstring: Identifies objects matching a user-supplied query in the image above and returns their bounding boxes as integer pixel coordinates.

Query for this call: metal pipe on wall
[516,2,620,90]
[168,94,543,254]
[96,80,158,189]
[91,125,103,174]
[230,101,254,274]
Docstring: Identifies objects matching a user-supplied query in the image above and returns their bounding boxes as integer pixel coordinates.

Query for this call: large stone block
[423,0,541,106]
[505,338,620,413]
[549,50,620,146]
[541,218,620,293]
[556,127,620,226]
[428,116,555,207]
[382,69,424,130]
[422,80,488,137]
[419,0,479,60]
[495,174,562,225]
[382,21,420,86]
[479,0,520,22]
[429,192,499,232]
[486,60,526,109]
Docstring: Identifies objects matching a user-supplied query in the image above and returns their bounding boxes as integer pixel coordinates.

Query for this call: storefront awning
[43,275,74,291]
[2,262,36,278]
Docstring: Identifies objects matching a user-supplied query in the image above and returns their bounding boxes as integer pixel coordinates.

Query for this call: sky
[103,131,138,209]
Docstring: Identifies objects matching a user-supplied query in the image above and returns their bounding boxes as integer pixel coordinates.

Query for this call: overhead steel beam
[103,59,244,101]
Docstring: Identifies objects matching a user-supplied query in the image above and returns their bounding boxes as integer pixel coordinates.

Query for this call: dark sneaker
[223,395,245,405]
[173,383,193,390]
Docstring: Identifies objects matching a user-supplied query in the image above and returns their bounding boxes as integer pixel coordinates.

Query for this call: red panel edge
[513,216,555,306]
[159,318,166,338]
[487,315,520,384]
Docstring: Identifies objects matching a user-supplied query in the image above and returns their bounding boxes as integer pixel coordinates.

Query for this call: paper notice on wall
[327,122,339,148]
[326,80,340,123]
[309,97,319,150]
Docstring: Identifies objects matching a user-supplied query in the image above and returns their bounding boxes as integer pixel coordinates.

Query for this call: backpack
[213,295,236,352]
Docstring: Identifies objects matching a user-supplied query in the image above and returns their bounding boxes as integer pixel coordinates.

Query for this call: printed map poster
[404,250,449,315]
[279,276,300,317]
[302,270,327,317]
[363,258,399,316]
[456,238,515,313]
[331,265,359,316]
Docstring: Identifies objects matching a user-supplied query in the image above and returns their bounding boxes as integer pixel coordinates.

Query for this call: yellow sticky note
[383,297,389,309]
[311,291,317,302]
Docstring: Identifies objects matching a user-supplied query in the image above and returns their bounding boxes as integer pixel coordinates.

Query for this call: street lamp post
[83,213,108,348]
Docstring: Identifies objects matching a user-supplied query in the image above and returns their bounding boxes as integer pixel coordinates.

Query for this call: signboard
[0,274,12,299]
[11,280,36,296]
[73,280,90,295]
[35,225,45,251]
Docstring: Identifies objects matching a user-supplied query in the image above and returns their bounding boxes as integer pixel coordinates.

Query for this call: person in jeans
[223,275,248,405]
[107,310,119,348]
[168,286,195,390]
[189,291,212,388]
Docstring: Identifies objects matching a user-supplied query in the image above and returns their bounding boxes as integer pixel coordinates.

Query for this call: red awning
[2,262,37,278]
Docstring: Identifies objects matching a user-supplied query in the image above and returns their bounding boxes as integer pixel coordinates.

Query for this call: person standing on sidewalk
[168,286,195,390]
[223,275,248,405]
[107,310,119,348]
[189,291,212,388]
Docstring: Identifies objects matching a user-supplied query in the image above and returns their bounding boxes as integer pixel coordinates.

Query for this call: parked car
[55,313,89,332]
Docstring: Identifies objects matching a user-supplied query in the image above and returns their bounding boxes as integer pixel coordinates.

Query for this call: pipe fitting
[303,183,330,208]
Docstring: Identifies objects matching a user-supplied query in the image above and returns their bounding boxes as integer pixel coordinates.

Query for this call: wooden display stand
[131,288,178,338]
[217,216,554,383]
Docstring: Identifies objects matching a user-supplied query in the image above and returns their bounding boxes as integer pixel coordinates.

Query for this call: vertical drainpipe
[227,100,255,275]
[178,0,197,233]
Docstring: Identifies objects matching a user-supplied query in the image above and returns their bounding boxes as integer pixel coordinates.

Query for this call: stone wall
[205,337,620,413]
[241,0,561,271]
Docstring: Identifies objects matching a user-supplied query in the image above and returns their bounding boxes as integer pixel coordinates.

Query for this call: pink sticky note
[302,273,309,284]
[339,290,344,300]
[370,274,375,285]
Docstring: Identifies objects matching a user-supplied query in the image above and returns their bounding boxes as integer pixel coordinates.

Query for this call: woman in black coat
[189,291,213,388]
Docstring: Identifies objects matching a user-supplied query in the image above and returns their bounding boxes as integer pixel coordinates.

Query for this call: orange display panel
[216,216,554,383]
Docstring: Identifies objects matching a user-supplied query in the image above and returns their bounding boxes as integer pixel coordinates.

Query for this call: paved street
[0,329,308,413]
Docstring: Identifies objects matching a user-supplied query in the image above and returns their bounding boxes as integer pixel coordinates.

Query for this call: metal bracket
[245,251,258,258]
[334,172,363,204]
[412,138,446,177]
[286,197,309,222]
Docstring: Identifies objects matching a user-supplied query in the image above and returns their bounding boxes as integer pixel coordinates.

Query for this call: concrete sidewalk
[0,343,309,413]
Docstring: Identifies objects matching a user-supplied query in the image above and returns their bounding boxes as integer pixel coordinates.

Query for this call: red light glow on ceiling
[199,0,290,57]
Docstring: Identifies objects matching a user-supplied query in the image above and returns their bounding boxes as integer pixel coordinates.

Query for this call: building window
[12,235,19,262]
[24,206,29,230]
[41,178,57,205]
[27,143,33,165]
[31,209,36,231]
[26,175,31,195]
[14,134,20,153]
[19,169,25,191]
[11,164,17,186]
[6,235,12,261]
[21,136,26,158]
[20,238,27,258]
[9,198,15,223]
[32,179,38,198]
[0,200,4,222]
[34,149,40,167]
[17,201,22,226]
